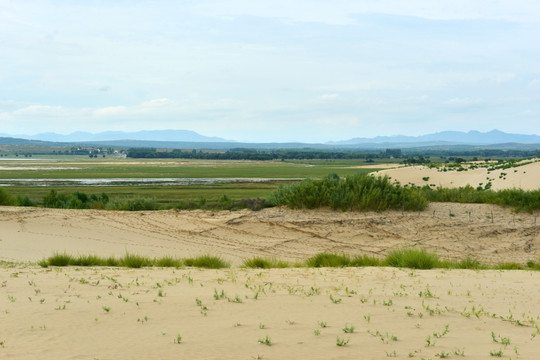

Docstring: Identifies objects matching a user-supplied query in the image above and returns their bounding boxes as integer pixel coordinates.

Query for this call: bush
[42,190,110,209]
[119,253,153,268]
[0,187,15,206]
[269,174,428,212]
[384,248,440,269]
[306,253,351,267]
[243,257,290,268]
[349,254,382,267]
[106,197,158,211]
[44,252,73,267]
[16,195,36,207]
[184,255,230,269]
[156,256,182,268]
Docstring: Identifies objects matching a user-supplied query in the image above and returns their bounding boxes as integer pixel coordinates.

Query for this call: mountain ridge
[329,130,540,145]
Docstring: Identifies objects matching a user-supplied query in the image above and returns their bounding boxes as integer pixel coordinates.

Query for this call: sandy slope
[1,266,539,359]
[1,204,540,359]
[377,159,540,191]
[1,203,539,266]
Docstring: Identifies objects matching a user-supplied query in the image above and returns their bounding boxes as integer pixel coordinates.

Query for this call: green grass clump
[306,253,351,267]
[243,257,290,268]
[72,255,106,266]
[118,254,153,268]
[384,248,440,269]
[0,187,15,205]
[440,257,487,270]
[184,255,230,269]
[45,252,74,267]
[349,254,382,266]
[496,262,524,270]
[269,173,428,212]
[106,197,159,211]
[156,256,182,268]
[526,259,540,270]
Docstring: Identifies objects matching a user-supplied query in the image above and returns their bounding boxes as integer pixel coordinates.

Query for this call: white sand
[1,266,539,359]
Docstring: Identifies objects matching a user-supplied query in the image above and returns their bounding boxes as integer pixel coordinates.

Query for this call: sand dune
[377,159,540,191]
[1,203,540,359]
[1,203,539,265]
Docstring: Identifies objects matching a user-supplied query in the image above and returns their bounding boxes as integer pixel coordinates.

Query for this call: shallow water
[0,177,300,186]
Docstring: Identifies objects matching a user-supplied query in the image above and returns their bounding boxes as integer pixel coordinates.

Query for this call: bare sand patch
[376,159,540,191]
[1,205,540,359]
[1,266,539,359]
[1,204,539,266]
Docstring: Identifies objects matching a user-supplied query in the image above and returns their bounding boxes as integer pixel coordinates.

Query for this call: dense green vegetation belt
[1,173,539,212]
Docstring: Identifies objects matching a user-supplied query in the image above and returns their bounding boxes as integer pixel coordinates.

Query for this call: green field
[0,158,375,179]
[0,158,379,208]
[5,183,283,208]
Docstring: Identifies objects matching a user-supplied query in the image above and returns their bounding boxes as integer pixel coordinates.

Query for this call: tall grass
[105,197,159,211]
[269,174,429,211]
[0,188,14,206]
[183,255,230,269]
[243,257,290,268]
[36,249,540,270]
[384,248,440,269]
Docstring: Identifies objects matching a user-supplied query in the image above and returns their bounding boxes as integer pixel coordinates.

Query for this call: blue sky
[1,0,539,142]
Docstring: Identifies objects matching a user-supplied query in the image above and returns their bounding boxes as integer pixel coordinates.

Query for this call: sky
[0,0,539,143]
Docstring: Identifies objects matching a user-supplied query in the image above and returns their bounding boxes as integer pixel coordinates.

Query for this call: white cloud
[318,94,340,101]
[93,106,126,116]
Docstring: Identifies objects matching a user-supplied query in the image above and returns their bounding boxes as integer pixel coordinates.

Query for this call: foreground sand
[1,204,539,359]
[1,203,538,265]
[1,266,539,359]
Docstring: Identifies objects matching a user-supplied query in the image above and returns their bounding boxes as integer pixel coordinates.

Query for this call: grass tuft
[46,252,73,267]
[156,256,182,268]
[384,248,440,269]
[306,253,351,267]
[119,253,153,268]
[243,257,290,268]
[184,255,230,269]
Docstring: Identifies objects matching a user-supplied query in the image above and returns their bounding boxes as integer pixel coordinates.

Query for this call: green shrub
[384,248,440,269]
[184,255,230,269]
[72,255,105,266]
[496,262,524,270]
[156,256,182,268]
[106,197,158,211]
[119,253,153,268]
[44,252,73,267]
[0,187,15,206]
[306,253,351,267]
[269,174,428,212]
[349,254,382,267]
[243,257,290,268]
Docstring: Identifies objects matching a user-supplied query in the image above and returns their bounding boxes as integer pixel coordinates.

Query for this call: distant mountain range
[329,130,540,145]
[0,130,231,143]
[0,129,539,150]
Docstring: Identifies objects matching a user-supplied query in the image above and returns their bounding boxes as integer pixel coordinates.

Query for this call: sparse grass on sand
[38,253,229,269]
[36,249,540,271]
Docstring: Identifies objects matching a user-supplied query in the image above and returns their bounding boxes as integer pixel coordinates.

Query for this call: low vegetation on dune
[420,185,540,213]
[38,253,229,269]
[268,173,429,211]
[1,172,539,212]
[37,248,540,271]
